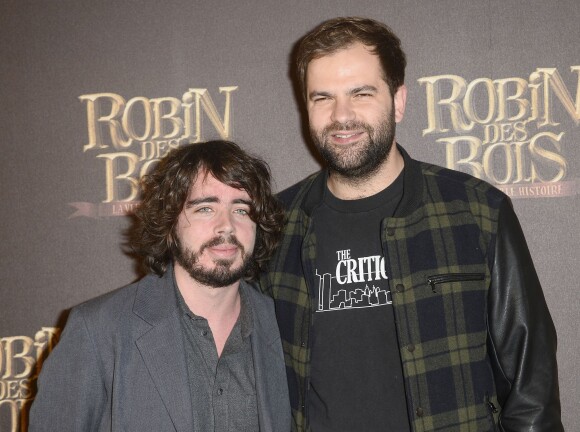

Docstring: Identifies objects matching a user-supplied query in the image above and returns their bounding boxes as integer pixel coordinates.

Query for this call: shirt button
[386,228,395,236]
[202,330,208,336]
[396,284,405,293]
[407,344,415,352]
[217,388,223,395]
[416,407,424,417]
[301,341,306,347]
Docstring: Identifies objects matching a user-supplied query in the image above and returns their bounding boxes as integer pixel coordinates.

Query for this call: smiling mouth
[333,132,361,139]
[208,243,239,257]
[200,236,244,258]
[329,130,365,144]
[211,244,238,252]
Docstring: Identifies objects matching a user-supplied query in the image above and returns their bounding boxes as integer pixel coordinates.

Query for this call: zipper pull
[487,400,498,413]
[427,278,437,293]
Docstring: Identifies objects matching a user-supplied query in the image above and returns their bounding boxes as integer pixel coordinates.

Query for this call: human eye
[310,92,331,103]
[195,206,213,213]
[353,86,377,99]
[234,207,250,216]
[354,91,373,98]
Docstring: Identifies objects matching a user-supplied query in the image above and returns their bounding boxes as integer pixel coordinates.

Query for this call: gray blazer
[29,271,290,431]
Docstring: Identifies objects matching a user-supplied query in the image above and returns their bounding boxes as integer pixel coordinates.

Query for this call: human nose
[214,210,234,235]
[330,97,355,123]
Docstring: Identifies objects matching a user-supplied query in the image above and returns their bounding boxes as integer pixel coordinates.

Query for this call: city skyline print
[316,251,392,313]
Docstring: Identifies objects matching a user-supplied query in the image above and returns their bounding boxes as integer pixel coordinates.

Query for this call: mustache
[322,121,373,136]
[199,235,244,253]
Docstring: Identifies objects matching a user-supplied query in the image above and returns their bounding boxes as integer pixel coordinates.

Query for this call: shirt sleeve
[486,198,563,431]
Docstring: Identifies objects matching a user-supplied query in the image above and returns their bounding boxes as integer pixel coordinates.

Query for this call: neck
[327,144,404,200]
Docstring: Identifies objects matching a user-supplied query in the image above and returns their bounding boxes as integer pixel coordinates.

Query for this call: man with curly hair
[30,141,290,432]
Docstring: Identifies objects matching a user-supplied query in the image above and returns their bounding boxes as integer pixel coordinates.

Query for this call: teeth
[335,133,355,138]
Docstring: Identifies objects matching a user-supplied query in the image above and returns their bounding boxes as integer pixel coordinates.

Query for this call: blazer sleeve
[486,198,563,431]
[29,306,108,432]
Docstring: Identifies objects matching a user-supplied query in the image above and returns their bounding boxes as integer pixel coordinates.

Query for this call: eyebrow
[185,196,219,207]
[350,85,378,95]
[233,198,253,207]
[308,85,378,100]
[185,197,253,207]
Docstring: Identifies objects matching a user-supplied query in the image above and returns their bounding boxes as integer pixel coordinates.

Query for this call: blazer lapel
[245,283,290,432]
[133,270,194,432]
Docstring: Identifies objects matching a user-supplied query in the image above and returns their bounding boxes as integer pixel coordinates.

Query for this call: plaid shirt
[260,145,562,432]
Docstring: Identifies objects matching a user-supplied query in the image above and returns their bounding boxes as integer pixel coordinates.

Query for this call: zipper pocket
[487,399,498,413]
[427,273,485,293]
[485,393,500,431]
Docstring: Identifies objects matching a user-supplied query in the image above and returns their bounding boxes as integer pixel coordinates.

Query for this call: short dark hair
[132,140,285,279]
[295,17,406,99]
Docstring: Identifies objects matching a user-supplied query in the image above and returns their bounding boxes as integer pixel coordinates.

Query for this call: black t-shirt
[308,172,411,432]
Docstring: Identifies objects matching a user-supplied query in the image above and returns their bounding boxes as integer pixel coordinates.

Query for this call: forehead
[188,172,250,201]
[306,43,384,89]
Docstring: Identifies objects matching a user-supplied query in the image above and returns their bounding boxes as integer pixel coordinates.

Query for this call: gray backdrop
[1,1,578,430]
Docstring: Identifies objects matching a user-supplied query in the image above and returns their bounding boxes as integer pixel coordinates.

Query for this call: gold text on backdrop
[0,328,60,432]
[70,87,238,215]
[419,66,579,197]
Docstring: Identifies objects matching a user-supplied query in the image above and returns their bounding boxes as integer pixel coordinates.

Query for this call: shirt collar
[173,269,254,339]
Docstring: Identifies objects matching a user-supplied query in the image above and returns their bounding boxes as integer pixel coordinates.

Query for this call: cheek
[176,220,205,248]
[360,106,388,128]
[242,223,257,251]
[308,107,327,129]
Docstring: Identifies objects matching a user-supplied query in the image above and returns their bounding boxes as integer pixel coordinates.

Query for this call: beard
[174,235,254,288]
[311,108,396,180]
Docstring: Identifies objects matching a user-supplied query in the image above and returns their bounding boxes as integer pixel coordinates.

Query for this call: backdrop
[1,1,578,430]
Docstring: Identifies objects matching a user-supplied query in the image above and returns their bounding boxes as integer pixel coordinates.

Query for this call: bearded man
[30,141,290,432]
[260,17,562,432]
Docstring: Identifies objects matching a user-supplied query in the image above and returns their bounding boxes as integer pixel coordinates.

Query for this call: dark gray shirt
[175,277,259,432]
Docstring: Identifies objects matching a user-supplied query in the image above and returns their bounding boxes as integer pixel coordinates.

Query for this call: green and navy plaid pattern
[261,151,506,432]
[384,164,502,431]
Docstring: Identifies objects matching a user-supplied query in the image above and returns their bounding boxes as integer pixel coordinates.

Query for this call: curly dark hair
[295,16,406,100]
[132,140,285,280]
